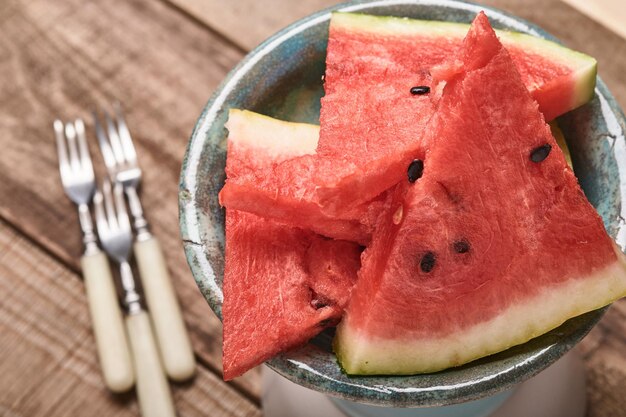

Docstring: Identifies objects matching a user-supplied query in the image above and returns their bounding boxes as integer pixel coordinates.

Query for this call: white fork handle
[126,311,176,417]
[81,252,134,393]
[134,237,195,381]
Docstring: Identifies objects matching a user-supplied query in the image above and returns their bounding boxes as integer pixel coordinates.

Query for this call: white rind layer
[226,109,319,157]
[336,249,626,375]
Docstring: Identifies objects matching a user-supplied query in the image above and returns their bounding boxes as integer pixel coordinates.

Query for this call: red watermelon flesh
[222,110,361,380]
[314,12,596,214]
[222,111,372,244]
[219,12,597,233]
[223,211,361,380]
[220,110,373,244]
[334,12,626,375]
[220,153,376,244]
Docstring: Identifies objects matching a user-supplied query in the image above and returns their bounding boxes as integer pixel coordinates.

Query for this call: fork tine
[113,182,131,233]
[65,122,81,172]
[94,111,119,176]
[114,102,137,165]
[102,179,118,230]
[93,188,109,236]
[74,119,94,180]
[105,110,126,165]
[54,120,71,180]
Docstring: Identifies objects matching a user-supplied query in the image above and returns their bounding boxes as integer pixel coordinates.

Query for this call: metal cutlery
[94,180,175,417]
[94,104,195,381]
[54,119,134,393]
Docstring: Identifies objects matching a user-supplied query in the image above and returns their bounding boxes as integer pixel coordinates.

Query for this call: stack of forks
[54,106,195,417]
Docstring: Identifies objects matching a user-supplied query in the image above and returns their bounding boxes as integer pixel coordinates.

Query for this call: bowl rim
[179,0,626,407]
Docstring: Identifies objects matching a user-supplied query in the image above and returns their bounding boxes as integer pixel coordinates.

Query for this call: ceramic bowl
[179,0,626,407]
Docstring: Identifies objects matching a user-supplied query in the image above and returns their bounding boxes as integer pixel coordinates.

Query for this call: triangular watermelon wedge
[219,12,597,239]
[222,110,361,380]
[334,12,626,375]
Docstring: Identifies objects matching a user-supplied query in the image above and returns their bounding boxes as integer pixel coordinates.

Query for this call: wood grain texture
[162,0,337,51]
[0,0,261,400]
[562,0,626,41]
[0,220,260,417]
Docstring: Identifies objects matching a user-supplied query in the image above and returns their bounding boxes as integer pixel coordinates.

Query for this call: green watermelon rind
[335,249,626,375]
[332,12,597,115]
[498,29,597,111]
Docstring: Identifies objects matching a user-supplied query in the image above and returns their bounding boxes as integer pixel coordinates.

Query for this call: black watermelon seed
[408,159,424,183]
[420,251,436,273]
[410,86,430,95]
[453,239,470,254]
[530,144,552,163]
[321,74,326,83]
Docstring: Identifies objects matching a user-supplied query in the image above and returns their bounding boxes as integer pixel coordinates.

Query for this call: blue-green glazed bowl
[179,0,626,407]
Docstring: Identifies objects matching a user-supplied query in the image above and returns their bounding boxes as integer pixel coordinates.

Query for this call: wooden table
[0,1,624,416]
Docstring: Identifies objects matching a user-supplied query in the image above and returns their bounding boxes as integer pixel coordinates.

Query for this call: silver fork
[94,180,175,417]
[94,104,195,381]
[54,119,133,393]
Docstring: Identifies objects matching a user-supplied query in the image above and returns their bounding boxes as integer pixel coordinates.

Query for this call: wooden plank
[162,0,337,51]
[561,0,626,41]
[0,0,260,398]
[0,220,260,417]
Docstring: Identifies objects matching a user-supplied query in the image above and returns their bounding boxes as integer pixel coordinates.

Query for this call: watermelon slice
[322,12,596,124]
[221,110,372,244]
[222,110,361,380]
[219,12,597,236]
[334,12,626,375]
